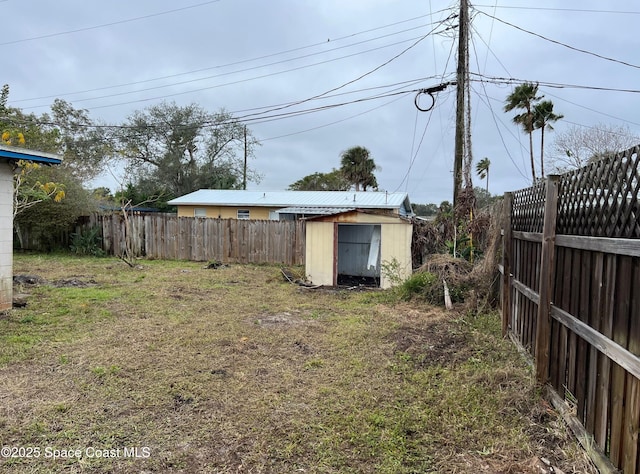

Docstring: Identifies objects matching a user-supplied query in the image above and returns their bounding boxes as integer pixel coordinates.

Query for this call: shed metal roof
[276,206,356,216]
[0,144,62,165]
[168,190,413,215]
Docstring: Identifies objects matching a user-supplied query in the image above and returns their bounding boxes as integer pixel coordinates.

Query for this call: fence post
[535,175,560,384]
[502,192,513,337]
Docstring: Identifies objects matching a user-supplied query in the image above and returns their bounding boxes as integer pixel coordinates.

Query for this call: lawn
[0,254,594,473]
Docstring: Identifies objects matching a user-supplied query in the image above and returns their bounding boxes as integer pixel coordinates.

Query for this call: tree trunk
[14,222,25,250]
[540,127,546,178]
[528,130,536,182]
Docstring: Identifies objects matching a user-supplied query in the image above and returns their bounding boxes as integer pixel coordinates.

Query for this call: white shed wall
[0,164,13,310]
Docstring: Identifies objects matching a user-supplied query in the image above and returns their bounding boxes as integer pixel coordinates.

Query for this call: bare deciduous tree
[549,123,640,173]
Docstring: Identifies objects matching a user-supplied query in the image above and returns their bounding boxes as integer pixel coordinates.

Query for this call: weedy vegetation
[0,254,596,473]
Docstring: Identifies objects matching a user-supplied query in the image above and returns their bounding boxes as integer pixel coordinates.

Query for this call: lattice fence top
[557,145,640,238]
[511,180,546,233]
[509,145,640,238]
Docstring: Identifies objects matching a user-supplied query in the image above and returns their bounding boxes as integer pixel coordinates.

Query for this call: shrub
[398,271,437,300]
[70,226,105,257]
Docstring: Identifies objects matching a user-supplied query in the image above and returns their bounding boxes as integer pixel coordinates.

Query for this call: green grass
[0,254,595,473]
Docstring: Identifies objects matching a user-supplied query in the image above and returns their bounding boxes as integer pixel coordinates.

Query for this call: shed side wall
[380,223,413,289]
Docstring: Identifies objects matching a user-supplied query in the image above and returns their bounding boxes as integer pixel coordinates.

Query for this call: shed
[305,209,413,289]
[0,145,62,310]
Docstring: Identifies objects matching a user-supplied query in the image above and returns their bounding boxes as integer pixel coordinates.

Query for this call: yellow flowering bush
[1,130,25,145]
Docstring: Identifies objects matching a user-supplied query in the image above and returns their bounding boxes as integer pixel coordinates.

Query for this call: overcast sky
[3,1,640,205]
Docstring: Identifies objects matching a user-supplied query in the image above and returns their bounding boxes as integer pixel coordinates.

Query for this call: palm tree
[504,82,542,182]
[533,100,563,178]
[339,146,379,191]
[476,157,491,192]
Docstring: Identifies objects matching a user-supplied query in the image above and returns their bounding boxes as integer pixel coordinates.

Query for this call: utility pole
[453,0,469,208]
[243,125,247,190]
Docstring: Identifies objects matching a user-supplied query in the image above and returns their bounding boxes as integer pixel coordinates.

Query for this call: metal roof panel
[168,190,412,213]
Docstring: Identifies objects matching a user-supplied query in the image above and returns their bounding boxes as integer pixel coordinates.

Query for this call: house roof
[0,144,63,165]
[168,190,413,216]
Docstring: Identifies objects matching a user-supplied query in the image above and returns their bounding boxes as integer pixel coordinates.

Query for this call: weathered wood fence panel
[86,214,305,265]
[502,145,640,473]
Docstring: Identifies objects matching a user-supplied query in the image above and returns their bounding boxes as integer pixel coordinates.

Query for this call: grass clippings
[0,254,596,473]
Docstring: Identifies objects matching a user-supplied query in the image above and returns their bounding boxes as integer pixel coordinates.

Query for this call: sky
[3,0,640,205]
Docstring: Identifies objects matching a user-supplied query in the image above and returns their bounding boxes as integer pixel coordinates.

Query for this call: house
[305,209,412,289]
[167,190,413,220]
[0,145,62,310]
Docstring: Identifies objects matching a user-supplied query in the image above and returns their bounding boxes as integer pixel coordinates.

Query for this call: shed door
[337,224,381,286]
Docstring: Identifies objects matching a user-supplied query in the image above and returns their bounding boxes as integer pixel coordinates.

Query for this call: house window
[237,209,250,220]
[194,208,207,217]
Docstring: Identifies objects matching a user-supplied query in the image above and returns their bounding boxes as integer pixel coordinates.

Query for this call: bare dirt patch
[392,320,472,367]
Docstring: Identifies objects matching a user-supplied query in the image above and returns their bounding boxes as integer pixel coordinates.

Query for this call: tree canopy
[504,83,563,182]
[504,83,542,182]
[288,169,350,191]
[532,100,563,178]
[475,157,490,192]
[289,146,380,192]
[339,146,379,191]
[117,102,260,205]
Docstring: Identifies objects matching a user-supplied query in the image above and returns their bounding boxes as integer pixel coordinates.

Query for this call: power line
[0,1,222,47]
[469,22,529,179]
[228,77,431,115]
[261,92,412,142]
[469,74,640,94]
[11,9,454,104]
[468,28,528,181]
[21,30,451,112]
[474,9,640,70]
[19,30,442,110]
[395,24,458,193]
[229,17,458,124]
[0,85,433,131]
[473,5,640,15]
[543,90,640,128]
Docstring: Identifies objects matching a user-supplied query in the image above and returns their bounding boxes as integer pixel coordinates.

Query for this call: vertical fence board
[585,252,604,434]
[595,254,617,450]
[566,249,581,398]
[535,176,559,383]
[610,256,632,467]
[623,255,640,473]
[502,193,513,335]
[576,250,591,424]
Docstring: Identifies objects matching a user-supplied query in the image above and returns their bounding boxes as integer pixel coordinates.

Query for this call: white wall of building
[0,164,13,310]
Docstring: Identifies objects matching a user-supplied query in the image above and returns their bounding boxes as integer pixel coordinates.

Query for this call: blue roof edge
[0,145,63,165]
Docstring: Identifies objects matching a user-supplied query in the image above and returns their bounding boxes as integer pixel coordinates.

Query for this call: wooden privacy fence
[87,214,305,265]
[502,145,640,474]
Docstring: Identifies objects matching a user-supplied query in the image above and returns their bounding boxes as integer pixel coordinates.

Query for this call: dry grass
[0,254,596,473]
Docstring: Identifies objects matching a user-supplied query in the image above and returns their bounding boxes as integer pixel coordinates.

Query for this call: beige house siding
[176,205,275,220]
[0,164,13,310]
[305,221,335,286]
